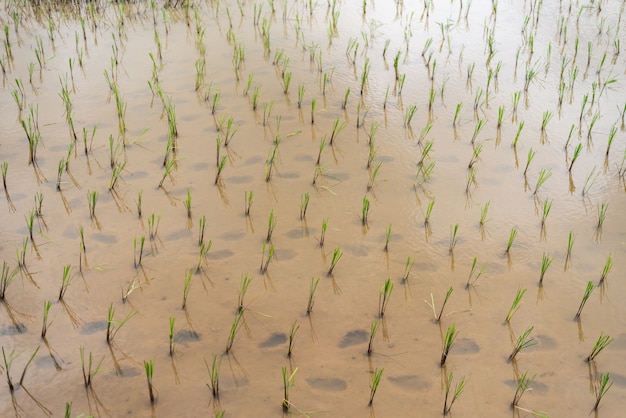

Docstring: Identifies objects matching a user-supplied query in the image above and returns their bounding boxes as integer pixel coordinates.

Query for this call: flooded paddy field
[0,0,625,416]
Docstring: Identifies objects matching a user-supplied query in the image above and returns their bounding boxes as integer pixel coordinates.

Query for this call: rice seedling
[440,324,457,366]
[244,191,253,217]
[452,102,462,126]
[204,353,222,399]
[367,163,382,191]
[429,287,454,322]
[262,101,275,127]
[509,326,536,361]
[41,300,52,338]
[513,121,524,148]
[596,203,608,229]
[168,317,175,356]
[448,224,459,254]
[360,58,371,96]
[147,214,161,241]
[540,111,552,134]
[566,231,575,260]
[341,88,351,110]
[296,84,304,109]
[260,242,275,274]
[540,198,552,227]
[593,373,613,411]
[417,140,434,167]
[443,372,466,415]
[80,346,103,388]
[24,209,35,242]
[539,253,553,284]
[16,237,28,270]
[225,310,243,353]
[251,87,260,111]
[583,167,599,196]
[327,247,343,276]
[266,209,277,242]
[404,104,418,127]
[134,236,146,268]
[287,321,299,357]
[523,148,536,177]
[599,254,613,284]
[236,273,253,312]
[135,190,143,218]
[533,169,552,195]
[0,261,17,300]
[58,264,73,301]
[56,159,65,191]
[329,118,346,145]
[368,368,384,405]
[106,303,136,344]
[574,281,595,319]
[144,359,156,404]
[378,278,394,317]
[310,98,316,124]
[82,190,97,223]
[306,277,320,315]
[383,224,392,252]
[361,195,370,226]
[182,269,193,309]
[18,345,39,387]
[367,320,379,355]
[511,370,534,407]
[471,119,486,144]
[299,192,310,220]
[319,218,328,247]
[505,288,526,322]
[282,366,298,410]
[587,332,614,362]
[605,126,617,158]
[215,155,227,185]
[479,201,490,226]
[197,215,207,246]
[569,143,582,173]
[466,257,487,287]
[109,161,126,191]
[468,143,483,168]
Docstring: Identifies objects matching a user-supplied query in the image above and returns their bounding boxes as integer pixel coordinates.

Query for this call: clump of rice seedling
[300,193,310,220]
[260,242,275,274]
[310,98,316,124]
[182,269,193,308]
[593,373,613,411]
[244,191,253,217]
[341,88,350,110]
[361,196,370,226]
[505,288,526,322]
[168,317,175,356]
[479,201,490,226]
[237,274,252,312]
[368,368,383,405]
[430,287,454,322]
[378,278,394,317]
[198,215,207,246]
[404,104,417,127]
[401,256,415,282]
[144,359,156,404]
[596,203,608,229]
[360,58,371,96]
[0,261,17,300]
[471,119,486,144]
[135,190,143,218]
[523,148,536,177]
[282,366,298,411]
[539,253,553,284]
[587,332,614,362]
[287,321,299,357]
[384,224,392,252]
[206,353,221,398]
[533,168,552,195]
[41,300,52,338]
[319,218,328,247]
[367,162,382,191]
[87,190,98,219]
[466,257,487,287]
[18,345,39,387]
[183,188,192,217]
[327,246,343,276]
[196,240,212,273]
[367,320,379,355]
[424,198,435,225]
[513,121,524,148]
[509,326,536,361]
[58,264,73,300]
[80,346,104,388]
[599,254,613,284]
[511,370,534,408]
[443,372,466,415]
[540,198,552,227]
[225,310,243,353]
[566,231,575,262]
[134,236,146,268]
[505,228,518,254]
[24,210,35,242]
[569,143,582,173]
[306,277,319,315]
[329,118,346,145]
[575,281,595,319]
[296,84,305,109]
[441,324,457,366]
[106,303,136,344]
[452,102,462,126]
[266,209,277,242]
[448,224,459,254]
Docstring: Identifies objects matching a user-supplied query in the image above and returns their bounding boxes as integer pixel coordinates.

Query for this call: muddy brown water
[0,1,625,417]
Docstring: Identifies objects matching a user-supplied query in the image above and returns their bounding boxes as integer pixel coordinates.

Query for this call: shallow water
[0,0,625,417]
